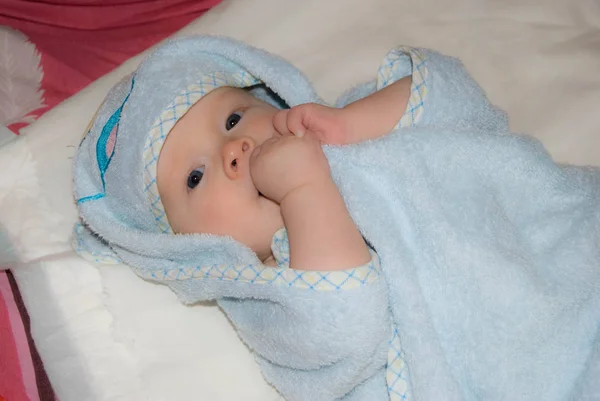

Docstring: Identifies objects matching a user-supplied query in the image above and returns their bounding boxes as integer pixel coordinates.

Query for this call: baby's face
[157,87,284,261]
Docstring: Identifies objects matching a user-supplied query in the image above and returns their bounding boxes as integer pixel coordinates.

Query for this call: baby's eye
[225,112,243,131]
[187,168,204,189]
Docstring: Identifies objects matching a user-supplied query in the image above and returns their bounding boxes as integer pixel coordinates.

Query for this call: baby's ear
[71,221,122,265]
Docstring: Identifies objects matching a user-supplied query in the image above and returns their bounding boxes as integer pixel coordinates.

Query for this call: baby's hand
[250,133,331,204]
[273,103,353,145]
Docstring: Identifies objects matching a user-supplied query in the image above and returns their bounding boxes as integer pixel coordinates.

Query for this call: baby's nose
[222,137,256,179]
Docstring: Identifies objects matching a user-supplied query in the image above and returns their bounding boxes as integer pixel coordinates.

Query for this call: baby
[157,76,412,272]
[73,36,600,401]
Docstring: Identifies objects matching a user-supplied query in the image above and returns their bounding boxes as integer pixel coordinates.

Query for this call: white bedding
[1,0,599,400]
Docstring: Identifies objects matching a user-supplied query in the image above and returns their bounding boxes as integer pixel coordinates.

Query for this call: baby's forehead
[180,86,254,121]
[205,85,253,102]
[186,85,271,117]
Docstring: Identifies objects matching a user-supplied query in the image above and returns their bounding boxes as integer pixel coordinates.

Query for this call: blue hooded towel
[72,36,600,401]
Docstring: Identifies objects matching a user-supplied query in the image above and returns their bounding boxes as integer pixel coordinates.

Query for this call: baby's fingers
[273,109,291,136]
[273,104,318,138]
[285,104,314,138]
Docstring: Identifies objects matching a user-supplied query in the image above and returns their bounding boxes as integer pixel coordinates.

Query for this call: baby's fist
[249,134,331,204]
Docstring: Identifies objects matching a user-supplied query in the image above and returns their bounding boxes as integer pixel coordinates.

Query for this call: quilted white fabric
[1,0,599,400]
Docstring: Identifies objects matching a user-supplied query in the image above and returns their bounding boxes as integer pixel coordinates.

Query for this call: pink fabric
[0,270,57,401]
[0,271,37,401]
[106,125,118,159]
[1,0,221,133]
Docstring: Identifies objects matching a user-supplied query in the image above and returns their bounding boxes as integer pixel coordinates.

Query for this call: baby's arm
[342,74,412,142]
[281,177,370,271]
[273,75,412,145]
[250,134,370,271]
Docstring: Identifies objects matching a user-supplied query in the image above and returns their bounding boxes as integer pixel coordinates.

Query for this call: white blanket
[1,0,599,400]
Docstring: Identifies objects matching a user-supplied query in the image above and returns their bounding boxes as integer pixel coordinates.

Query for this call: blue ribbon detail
[78,76,135,204]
